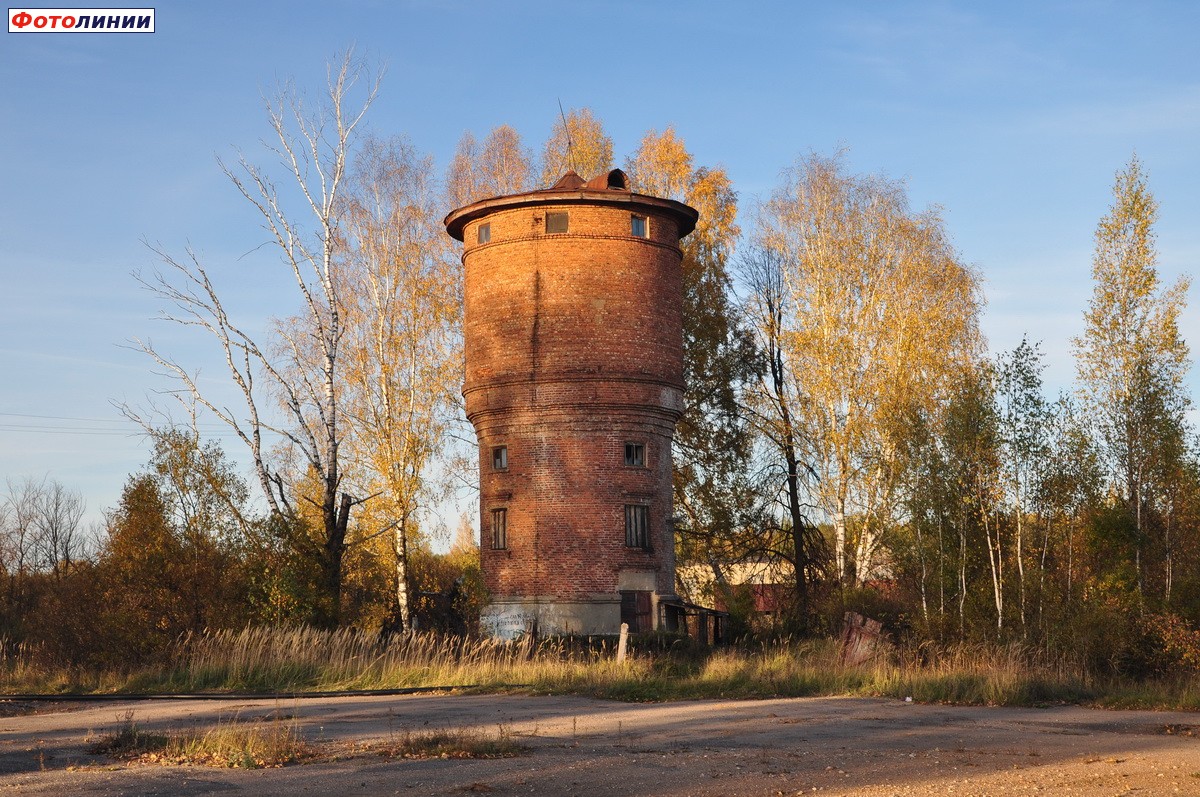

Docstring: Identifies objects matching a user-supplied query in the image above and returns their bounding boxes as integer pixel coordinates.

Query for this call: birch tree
[338,134,463,631]
[1073,156,1191,598]
[133,53,380,626]
[446,125,533,208]
[0,477,85,581]
[539,107,612,184]
[1034,396,1102,620]
[995,337,1049,633]
[963,367,1005,632]
[753,152,984,586]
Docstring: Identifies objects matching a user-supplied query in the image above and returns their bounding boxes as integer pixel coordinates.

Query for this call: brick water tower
[444,169,698,638]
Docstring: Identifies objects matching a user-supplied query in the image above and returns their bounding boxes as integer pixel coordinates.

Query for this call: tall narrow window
[492,445,508,471]
[491,508,507,550]
[477,222,491,244]
[624,442,645,467]
[631,214,647,238]
[546,211,568,233]
[625,504,650,549]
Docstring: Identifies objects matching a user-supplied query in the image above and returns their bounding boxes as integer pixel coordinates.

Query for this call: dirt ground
[0,692,1197,796]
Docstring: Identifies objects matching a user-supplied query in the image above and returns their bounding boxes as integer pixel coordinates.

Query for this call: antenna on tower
[557,99,576,175]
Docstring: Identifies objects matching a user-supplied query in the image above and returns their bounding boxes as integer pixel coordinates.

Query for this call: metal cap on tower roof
[549,170,585,190]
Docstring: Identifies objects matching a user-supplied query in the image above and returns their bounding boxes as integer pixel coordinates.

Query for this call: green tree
[905,365,1003,638]
[144,429,254,630]
[1073,156,1191,600]
[995,337,1050,634]
[1032,395,1102,636]
[98,475,186,662]
[148,429,252,549]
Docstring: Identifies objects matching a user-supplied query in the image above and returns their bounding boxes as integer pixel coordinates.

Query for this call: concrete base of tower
[481,597,618,640]
[480,594,680,640]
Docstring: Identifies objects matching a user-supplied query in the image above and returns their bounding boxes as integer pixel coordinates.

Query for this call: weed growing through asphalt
[369,725,526,759]
[164,712,314,768]
[86,709,312,768]
[86,711,168,759]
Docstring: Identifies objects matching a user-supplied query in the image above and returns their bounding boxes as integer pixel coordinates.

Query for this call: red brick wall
[460,199,686,601]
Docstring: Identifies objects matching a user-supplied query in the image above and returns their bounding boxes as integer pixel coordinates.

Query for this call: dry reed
[2,627,1195,709]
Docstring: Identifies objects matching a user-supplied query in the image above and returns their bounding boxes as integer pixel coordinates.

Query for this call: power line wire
[0,412,131,423]
[0,412,264,436]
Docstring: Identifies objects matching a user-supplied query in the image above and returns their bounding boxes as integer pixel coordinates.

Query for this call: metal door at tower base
[620,590,652,633]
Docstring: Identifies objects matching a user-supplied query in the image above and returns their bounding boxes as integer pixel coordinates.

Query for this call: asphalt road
[1,692,1198,795]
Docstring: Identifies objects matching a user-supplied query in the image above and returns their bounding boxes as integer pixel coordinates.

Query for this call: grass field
[4,627,1198,711]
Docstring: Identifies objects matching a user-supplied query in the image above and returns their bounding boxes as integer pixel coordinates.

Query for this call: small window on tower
[625,504,650,549]
[631,215,647,238]
[624,442,645,467]
[492,446,508,471]
[491,508,508,550]
[546,211,569,233]
[477,223,491,244]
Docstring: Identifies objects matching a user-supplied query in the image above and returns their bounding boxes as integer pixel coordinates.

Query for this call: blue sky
[2,0,1198,535]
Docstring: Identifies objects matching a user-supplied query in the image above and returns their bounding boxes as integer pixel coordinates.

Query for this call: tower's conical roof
[549,170,585,190]
[444,169,696,241]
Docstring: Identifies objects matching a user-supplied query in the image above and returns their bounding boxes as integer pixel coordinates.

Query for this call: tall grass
[3,627,1197,709]
[165,627,631,693]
